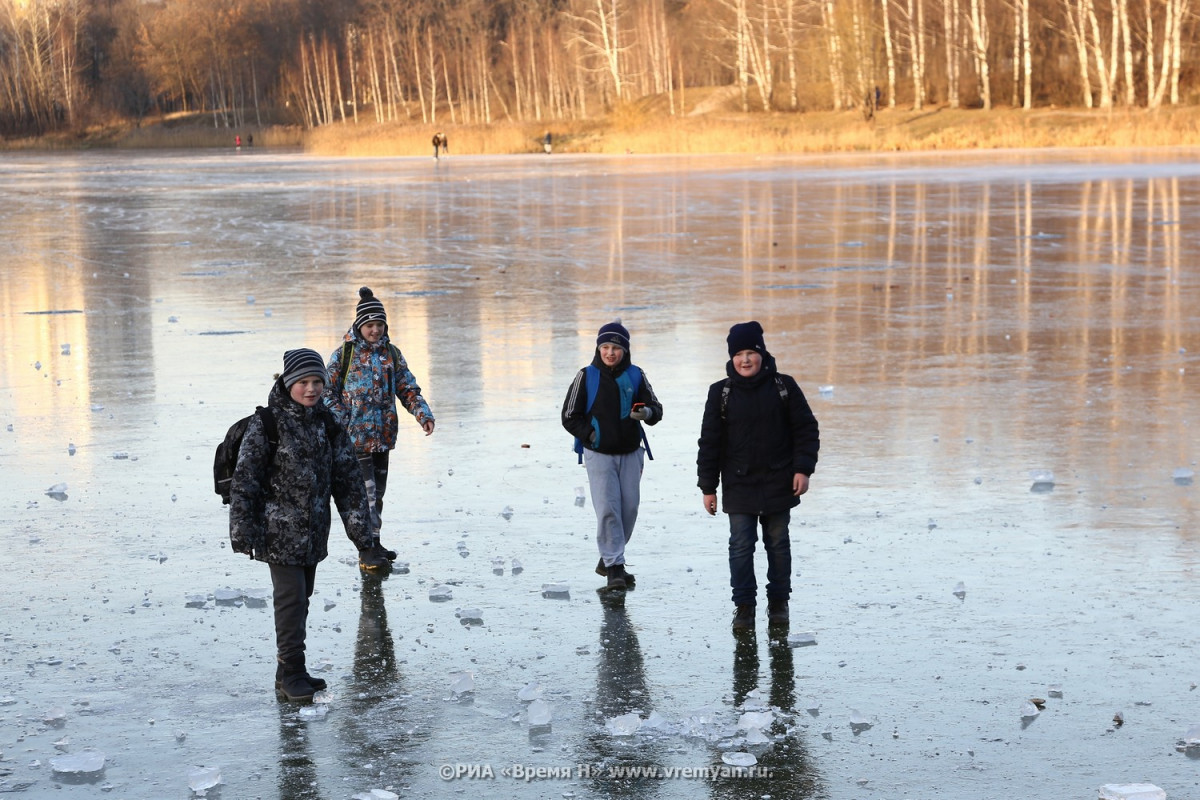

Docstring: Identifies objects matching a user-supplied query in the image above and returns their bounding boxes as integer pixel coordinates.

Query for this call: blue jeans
[728,511,791,606]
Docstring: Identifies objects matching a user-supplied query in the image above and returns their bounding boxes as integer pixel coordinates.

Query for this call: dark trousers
[728,510,792,606]
[270,563,317,666]
[357,452,390,537]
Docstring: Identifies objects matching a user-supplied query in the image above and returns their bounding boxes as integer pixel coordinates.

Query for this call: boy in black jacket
[697,322,820,631]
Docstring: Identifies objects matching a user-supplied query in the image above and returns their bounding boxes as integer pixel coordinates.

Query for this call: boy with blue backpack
[562,321,663,590]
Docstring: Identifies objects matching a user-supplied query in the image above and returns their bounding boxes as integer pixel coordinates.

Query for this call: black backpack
[213,407,278,505]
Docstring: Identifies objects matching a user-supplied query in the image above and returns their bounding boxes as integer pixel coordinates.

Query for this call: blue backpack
[572,365,653,464]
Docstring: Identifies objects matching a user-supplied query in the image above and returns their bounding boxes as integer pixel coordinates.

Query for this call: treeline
[0,0,1194,137]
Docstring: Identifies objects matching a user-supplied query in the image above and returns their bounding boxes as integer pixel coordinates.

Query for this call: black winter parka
[696,355,819,515]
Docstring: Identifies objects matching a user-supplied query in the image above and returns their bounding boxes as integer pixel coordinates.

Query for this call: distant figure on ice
[697,321,820,632]
[324,287,435,573]
[562,321,663,591]
[229,348,372,702]
[247,133,254,147]
[432,131,448,159]
[235,134,242,148]
[543,131,553,154]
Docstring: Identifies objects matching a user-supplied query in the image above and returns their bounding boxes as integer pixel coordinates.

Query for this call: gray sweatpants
[584,448,645,567]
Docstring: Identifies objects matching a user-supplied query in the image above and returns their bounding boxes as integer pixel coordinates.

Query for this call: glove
[629,406,653,422]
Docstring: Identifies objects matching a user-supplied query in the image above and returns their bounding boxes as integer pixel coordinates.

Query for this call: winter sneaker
[767,598,789,625]
[359,543,391,572]
[606,564,628,590]
[732,604,756,631]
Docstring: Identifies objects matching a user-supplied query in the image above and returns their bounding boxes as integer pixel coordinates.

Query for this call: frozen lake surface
[1,148,1198,799]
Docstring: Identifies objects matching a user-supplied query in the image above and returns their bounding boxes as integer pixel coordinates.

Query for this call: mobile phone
[632,403,645,410]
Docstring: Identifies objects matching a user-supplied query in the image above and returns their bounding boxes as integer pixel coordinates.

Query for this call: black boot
[378,540,398,561]
[732,604,756,631]
[597,558,635,586]
[275,662,315,702]
[359,540,391,572]
[275,661,324,693]
[767,598,789,625]
[606,563,627,590]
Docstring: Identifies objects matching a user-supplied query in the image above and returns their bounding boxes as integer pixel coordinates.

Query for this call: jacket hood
[343,326,391,349]
[725,351,778,386]
[591,345,632,374]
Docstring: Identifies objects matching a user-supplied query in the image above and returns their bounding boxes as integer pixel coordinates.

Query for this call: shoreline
[4,105,1199,157]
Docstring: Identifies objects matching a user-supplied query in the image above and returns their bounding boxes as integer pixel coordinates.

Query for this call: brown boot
[732,604,756,631]
[767,598,789,625]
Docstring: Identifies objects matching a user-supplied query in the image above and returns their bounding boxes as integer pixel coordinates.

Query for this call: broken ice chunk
[1183,723,1200,745]
[187,765,222,793]
[43,706,67,724]
[428,585,453,602]
[49,750,105,775]
[787,631,817,648]
[352,791,400,800]
[323,599,336,611]
[1174,468,1194,486]
[737,711,775,731]
[517,682,544,701]
[1048,684,1063,698]
[818,385,834,397]
[449,671,475,696]
[112,451,129,460]
[1020,700,1041,719]
[606,713,641,736]
[246,295,255,304]
[60,343,71,355]
[184,595,208,608]
[45,483,68,501]
[1097,784,1166,800]
[574,487,586,507]
[511,558,524,575]
[722,752,757,767]
[456,607,484,625]
[541,583,570,599]
[491,556,505,575]
[213,588,242,603]
[744,728,772,745]
[299,704,328,718]
[526,699,553,727]
[68,443,76,455]
[953,581,966,599]
[501,505,514,521]
[1030,469,1055,492]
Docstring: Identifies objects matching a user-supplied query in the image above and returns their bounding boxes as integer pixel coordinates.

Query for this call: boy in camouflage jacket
[230,348,373,701]
[324,287,435,570]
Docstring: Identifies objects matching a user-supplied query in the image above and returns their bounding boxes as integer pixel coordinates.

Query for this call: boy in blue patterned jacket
[324,287,435,571]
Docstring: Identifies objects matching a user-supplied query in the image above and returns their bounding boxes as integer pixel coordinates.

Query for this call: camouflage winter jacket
[229,379,372,565]
[323,330,433,454]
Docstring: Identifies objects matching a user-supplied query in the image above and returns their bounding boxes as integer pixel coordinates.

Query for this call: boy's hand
[793,474,810,497]
[629,403,652,421]
[422,419,435,436]
[703,494,718,515]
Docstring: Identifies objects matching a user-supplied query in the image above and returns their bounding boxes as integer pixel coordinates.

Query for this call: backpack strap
[575,365,653,463]
[336,341,354,392]
[255,406,278,448]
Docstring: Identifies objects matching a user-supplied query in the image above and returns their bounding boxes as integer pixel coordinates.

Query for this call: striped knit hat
[596,320,630,349]
[281,348,328,389]
[354,286,387,333]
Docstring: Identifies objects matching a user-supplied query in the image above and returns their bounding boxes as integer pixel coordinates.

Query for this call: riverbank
[4,99,1200,156]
